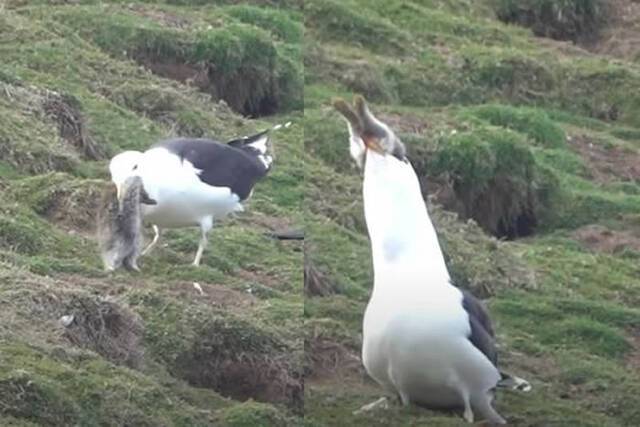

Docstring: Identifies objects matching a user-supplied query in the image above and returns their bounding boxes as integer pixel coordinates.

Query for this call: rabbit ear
[333,98,363,133]
[140,187,157,205]
[354,95,388,139]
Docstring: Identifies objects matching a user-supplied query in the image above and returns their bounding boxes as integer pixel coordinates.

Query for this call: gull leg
[353,397,389,415]
[461,391,474,424]
[142,225,161,256]
[471,392,506,425]
[193,219,213,267]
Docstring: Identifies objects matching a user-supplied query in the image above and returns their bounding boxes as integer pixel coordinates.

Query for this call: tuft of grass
[463,103,566,148]
[224,5,302,44]
[305,0,412,55]
[220,401,295,427]
[429,127,559,237]
[46,6,302,116]
[0,342,218,426]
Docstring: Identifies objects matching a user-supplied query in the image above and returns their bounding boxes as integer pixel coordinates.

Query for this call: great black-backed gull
[109,122,290,266]
[333,96,530,424]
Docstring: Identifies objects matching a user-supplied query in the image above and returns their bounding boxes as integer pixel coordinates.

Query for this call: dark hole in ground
[42,93,103,160]
[496,210,538,240]
[136,56,281,118]
[428,178,540,240]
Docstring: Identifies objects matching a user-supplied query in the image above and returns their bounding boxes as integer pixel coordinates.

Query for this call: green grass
[3,0,640,425]
[304,0,640,425]
[0,2,302,425]
[462,104,566,148]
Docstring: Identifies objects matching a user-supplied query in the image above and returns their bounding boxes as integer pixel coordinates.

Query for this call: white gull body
[134,146,244,227]
[108,126,282,265]
[361,146,504,423]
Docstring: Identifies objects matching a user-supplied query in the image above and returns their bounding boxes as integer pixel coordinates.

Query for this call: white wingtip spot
[271,121,292,132]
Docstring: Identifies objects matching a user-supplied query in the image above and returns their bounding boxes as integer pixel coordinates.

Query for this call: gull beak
[115,183,125,211]
[333,95,389,156]
[115,183,123,202]
[363,136,385,154]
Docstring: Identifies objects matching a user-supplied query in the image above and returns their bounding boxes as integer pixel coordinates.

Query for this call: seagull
[109,122,291,266]
[333,96,530,424]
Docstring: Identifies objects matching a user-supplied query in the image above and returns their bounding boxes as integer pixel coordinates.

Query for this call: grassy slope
[0,2,302,426]
[305,1,640,426]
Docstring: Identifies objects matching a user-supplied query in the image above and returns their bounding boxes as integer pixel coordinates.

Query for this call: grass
[0,2,302,425]
[2,0,640,425]
[304,0,640,425]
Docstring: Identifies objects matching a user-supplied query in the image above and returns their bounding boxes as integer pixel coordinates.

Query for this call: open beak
[333,96,388,156]
[363,136,385,154]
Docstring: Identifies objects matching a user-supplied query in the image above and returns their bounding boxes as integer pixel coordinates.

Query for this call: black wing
[461,289,498,367]
[153,138,269,201]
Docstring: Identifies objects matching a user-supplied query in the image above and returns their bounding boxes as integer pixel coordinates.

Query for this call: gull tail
[226,121,292,155]
[498,371,532,392]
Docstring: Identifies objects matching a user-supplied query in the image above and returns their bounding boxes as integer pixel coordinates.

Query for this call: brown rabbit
[97,176,156,272]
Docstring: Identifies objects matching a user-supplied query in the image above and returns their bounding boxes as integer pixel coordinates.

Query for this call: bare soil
[584,0,640,60]
[567,134,640,183]
[169,280,257,309]
[573,224,640,254]
[626,329,640,371]
[305,336,363,380]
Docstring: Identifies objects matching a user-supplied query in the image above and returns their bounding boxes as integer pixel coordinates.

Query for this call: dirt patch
[573,224,640,254]
[56,274,134,297]
[236,269,279,289]
[27,177,109,235]
[495,0,611,45]
[535,37,595,57]
[138,58,212,93]
[34,292,144,369]
[584,0,640,60]
[305,336,362,380]
[1,83,99,162]
[246,212,295,233]
[625,328,640,371]
[175,316,303,413]
[568,134,640,183]
[304,257,337,297]
[42,92,102,160]
[169,281,257,309]
[379,111,431,135]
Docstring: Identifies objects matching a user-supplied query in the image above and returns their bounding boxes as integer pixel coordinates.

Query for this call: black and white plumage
[334,96,529,424]
[97,175,156,272]
[109,122,290,266]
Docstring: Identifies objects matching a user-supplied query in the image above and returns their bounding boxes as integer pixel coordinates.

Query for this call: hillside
[0,1,303,426]
[2,0,640,426]
[304,1,640,426]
